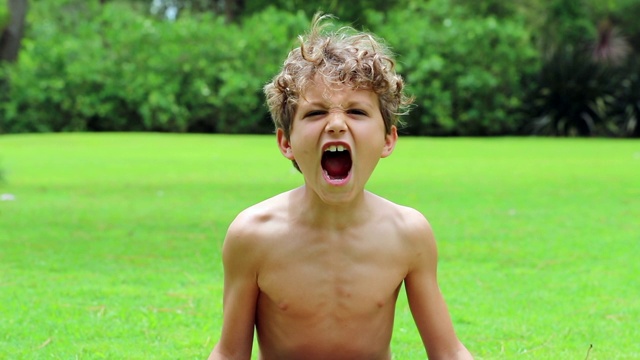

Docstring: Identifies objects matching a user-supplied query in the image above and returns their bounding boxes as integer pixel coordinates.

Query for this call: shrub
[609,57,640,137]
[520,46,619,136]
[212,7,308,133]
[2,1,141,132]
[520,53,640,138]
[0,2,308,134]
[520,6,639,138]
[366,1,540,135]
[1,1,543,136]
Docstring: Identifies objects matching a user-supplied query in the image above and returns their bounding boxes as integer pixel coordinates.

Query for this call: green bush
[609,57,640,137]
[518,0,640,137]
[520,46,619,136]
[0,2,308,134]
[1,1,542,136]
[540,0,595,50]
[2,1,145,132]
[2,0,637,137]
[212,7,308,133]
[519,40,640,137]
[367,1,540,135]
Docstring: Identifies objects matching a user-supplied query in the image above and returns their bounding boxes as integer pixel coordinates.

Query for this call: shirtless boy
[209,14,473,360]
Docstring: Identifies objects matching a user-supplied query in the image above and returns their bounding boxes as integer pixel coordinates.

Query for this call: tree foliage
[0,2,308,133]
[368,1,540,135]
[0,0,639,137]
[518,0,640,136]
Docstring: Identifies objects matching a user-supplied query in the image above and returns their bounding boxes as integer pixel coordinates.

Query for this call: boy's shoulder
[367,192,434,243]
[369,192,430,225]
[224,190,292,242]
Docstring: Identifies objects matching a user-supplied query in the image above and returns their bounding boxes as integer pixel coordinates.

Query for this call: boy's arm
[404,213,473,360]
[208,216,261,360]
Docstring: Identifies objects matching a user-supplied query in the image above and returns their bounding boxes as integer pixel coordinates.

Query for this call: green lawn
[1,133,638,359]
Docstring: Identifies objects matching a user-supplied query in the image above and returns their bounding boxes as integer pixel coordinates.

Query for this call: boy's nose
[325,112,347,134]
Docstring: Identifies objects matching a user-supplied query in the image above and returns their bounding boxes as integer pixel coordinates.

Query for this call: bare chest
[256,229,408,319]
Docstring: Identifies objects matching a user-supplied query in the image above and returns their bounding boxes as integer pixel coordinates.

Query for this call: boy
[209,14,473,360]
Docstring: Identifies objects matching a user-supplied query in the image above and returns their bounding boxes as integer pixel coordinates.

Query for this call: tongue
[322,152,351,178]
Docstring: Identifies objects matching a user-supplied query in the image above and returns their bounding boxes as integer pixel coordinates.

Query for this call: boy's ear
[277,128,295,160]
[381,126,398,158]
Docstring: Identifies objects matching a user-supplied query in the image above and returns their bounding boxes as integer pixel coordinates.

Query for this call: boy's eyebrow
[301,99,376,110]
[300,100,329,108]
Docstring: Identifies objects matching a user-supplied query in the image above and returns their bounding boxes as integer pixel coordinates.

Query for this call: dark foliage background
[0,0,639,137]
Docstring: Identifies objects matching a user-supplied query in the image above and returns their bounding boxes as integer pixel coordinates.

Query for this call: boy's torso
[247,190,415,359]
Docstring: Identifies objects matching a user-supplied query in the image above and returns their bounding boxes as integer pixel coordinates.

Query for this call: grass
[0,133,638,359]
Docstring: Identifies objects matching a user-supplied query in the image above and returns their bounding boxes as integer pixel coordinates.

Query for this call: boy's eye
[347,109,368,116]
[304,110,326,118]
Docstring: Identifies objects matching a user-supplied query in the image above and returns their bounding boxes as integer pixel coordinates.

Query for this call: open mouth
[321,144,352,182]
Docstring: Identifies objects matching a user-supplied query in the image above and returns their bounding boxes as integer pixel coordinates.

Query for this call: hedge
[1,1,638,137]
[0,3,308,134]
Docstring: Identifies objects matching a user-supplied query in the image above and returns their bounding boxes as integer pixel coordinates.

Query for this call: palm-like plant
[522,18,637,137]
[522,45,618,136]
[609,57,640,137]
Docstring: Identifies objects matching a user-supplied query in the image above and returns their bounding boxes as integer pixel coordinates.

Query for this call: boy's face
[277,78,397,205]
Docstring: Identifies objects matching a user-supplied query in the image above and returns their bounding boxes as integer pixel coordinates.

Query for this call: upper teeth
[326,145,346,152]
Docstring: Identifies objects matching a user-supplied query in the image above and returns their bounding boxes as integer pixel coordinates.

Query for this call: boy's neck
[289,186,372,230]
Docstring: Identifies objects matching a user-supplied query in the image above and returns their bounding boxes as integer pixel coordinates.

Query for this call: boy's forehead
[300,81,378,106]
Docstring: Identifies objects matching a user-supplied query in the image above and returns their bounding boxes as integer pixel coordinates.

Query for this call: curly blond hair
[264,13,413,140]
